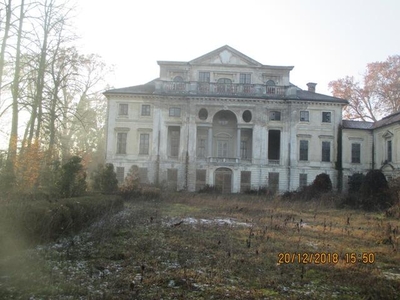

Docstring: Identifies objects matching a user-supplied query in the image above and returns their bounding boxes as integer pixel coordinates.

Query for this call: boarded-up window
[196,169,206,191]
[240,171,251,192]
[139,168,149,183]
[167,169,178,191]
[268,172,279,194]
[116,167,124,184]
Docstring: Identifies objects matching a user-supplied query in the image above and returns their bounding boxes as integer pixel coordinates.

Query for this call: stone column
[237,127,241,159]
[208,127,213,157]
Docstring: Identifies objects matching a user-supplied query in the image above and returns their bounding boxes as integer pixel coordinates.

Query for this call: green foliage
[59,156,87,198]
[92,163,118,194]
[359,169,392,210]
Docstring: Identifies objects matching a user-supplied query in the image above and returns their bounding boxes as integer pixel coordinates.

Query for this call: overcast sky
[1,0,400,150]
[74,0,400,95]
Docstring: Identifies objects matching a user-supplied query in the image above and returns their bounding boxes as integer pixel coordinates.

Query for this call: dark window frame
[141,105,151,116]
[322,141,331,162]
[351,143,361,163]
[300,111,309,122]
[322,112,331,123]
[139,133,150,155]
[299,140,309,161]
[116,132,127,154]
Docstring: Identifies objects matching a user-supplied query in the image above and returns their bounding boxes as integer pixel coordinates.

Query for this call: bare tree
[329,55,400,121]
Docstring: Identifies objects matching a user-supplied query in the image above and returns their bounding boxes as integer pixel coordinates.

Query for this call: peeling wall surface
[104,45,399,193]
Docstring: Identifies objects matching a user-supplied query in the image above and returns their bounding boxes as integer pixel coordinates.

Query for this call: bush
[359,169,392,210]
[92,163,118,194]
[348,172,365,194]
[118,165,141,200]
[0,195,124,248]
[312,173,332,193]
[198,184,221,194]
[59,156,87,198]
[282,173,332,201]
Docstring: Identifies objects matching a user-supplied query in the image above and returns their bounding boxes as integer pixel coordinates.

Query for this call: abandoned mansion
[104,45,400,193]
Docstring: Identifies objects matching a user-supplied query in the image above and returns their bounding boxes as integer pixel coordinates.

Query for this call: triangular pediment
[382,130,394,139]
[189,45,262,66]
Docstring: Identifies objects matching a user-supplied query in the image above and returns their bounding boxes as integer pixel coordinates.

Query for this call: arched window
[173,76,185,91]
[173,76,184,82]
[266,80,276,94]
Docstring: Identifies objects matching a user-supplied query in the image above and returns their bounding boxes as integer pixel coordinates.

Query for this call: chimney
[307,82,317,93]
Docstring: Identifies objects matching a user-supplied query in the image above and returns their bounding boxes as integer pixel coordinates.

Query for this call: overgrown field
[1,194,400,299]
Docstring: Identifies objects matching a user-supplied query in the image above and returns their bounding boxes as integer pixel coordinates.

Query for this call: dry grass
[1,193,400,299]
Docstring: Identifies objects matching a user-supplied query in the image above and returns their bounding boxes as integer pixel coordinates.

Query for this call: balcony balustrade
[156,80,287,97]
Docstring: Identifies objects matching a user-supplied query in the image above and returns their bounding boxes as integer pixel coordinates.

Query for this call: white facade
[105,45,384,193]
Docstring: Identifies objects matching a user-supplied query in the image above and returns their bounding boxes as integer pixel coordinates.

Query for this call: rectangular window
[299,173,307,188]
[240,171,251,192]
[268,130,280,160]
[268,172,279,194]
[116,167,124,184]
[118,103,128,116]
[239,73,251,84]
[322,112,331,123]
[116,132,127,154]
[322,141,331,162]
[141,105,151,116]
[351,143,361,163]
[300,111,309,122]
[197,138,206,158]
[196,169,206,191]
[167,169,178,191]
[199,72,210,82]
[240,140,248,159]
[169,127,180,157]
[387,140,392,162]
[169,107,181,117]
[217,140,228,157]
[299,140,308,161]
[139,168,149,183]
[270,111,281,121]
[139,133,149,154]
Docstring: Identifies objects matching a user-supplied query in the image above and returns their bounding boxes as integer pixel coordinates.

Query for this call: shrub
[347,172,365,194]
[312,173,332,193]
[0,195,124,248]
[118,165,141,200]
[141,185,161,199]
[198,184,221,194]
[359,169,392,210]
[92,163,118,194]
[59,156,87,198]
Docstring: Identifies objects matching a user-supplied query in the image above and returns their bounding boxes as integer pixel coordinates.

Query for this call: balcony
[155,80,288,97]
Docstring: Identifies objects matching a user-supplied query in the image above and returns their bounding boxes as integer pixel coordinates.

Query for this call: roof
[342,120,374,130]
[104,82,347,104]
[372,111,400,129]
[104,80,156,95]
[296,90,348,104]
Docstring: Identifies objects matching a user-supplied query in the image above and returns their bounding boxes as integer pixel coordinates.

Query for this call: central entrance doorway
[215,168,232,193]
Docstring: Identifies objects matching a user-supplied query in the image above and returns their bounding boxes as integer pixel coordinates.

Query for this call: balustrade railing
[157,81,287,97]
